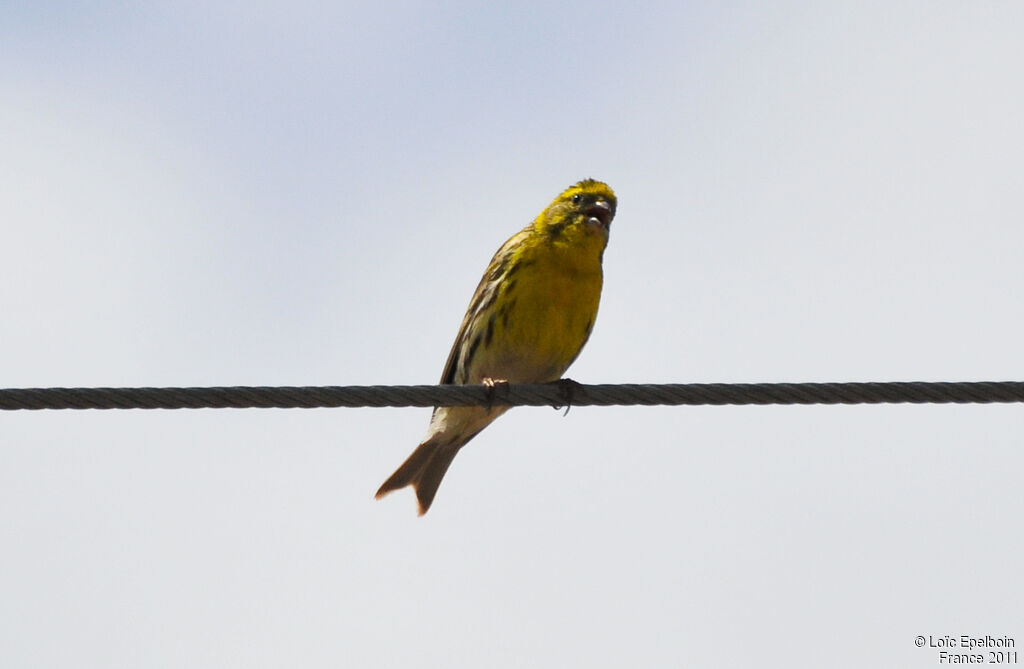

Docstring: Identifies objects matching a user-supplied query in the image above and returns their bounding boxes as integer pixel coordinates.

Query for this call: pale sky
[2,2,1022,667]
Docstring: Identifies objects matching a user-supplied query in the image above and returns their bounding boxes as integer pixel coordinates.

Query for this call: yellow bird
[376,179,617,514]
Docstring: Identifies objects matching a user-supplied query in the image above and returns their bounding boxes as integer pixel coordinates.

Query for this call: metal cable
[1,381,1023,410]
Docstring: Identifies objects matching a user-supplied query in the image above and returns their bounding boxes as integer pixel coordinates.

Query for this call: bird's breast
[473,242,603,383]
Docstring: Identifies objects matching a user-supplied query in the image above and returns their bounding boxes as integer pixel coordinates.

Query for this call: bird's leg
[554,378,585,416]
[482,377,509,410]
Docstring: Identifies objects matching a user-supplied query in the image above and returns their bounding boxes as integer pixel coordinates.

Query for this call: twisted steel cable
[1,381,1023,411]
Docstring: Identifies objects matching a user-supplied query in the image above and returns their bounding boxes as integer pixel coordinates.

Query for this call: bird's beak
[584,199,614,231]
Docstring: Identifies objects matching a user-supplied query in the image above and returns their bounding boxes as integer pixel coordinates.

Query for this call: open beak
[584,199,614,230]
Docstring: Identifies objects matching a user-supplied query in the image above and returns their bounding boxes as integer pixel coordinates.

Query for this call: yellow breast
[473,234,604,383]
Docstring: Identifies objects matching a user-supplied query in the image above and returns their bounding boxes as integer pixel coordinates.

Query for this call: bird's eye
[571,194,582,204]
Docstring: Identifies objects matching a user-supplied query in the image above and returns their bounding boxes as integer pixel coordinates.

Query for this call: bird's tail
[375,437,462,515]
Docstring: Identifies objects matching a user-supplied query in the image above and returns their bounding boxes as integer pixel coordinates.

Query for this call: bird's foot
[482,377,509,410]
[553,378,585,416]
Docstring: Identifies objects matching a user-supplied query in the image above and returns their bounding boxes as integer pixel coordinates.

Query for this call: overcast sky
[2,2,1022,667]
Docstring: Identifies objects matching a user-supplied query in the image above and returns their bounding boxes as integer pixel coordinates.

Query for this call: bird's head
[535,179,617,239]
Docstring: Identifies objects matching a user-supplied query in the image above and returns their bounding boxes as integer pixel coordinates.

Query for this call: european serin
[375,179,617,514]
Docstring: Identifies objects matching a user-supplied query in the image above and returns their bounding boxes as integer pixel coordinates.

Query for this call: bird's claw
[482,377,509,410]
[553,378,585,416]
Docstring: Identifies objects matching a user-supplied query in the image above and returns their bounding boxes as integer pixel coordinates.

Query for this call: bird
[375,179,617,514]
